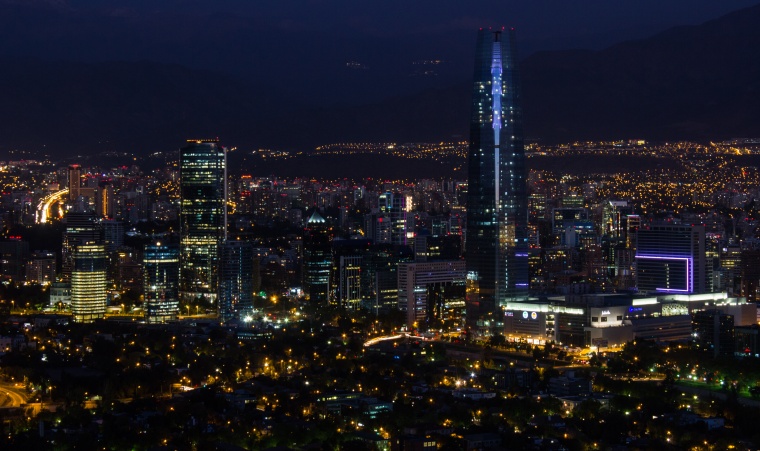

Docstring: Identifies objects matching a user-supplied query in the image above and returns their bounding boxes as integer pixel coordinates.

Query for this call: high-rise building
[218,241,255,321]
[26,251,56,285]
[68,164,82,201]
[61,212,100,282]
[636,224,707,295]
[179,140,227,303]
[337,255,362,310]
[692,309,734,358]
[71,243,107,323]
[303,210,332,303]
[144,243,180,323]
[101,219,124,252]
[96,182,116,218]
[465,28,529,324]
[398,260,467,329]
[0,238,29,282]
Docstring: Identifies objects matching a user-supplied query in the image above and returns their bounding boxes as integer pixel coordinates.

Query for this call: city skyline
[1,4,760,449]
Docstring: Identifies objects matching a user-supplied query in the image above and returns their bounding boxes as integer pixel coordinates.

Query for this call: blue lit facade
[144,243,180,323]
[466,29,529,323]
[179,140,227,302]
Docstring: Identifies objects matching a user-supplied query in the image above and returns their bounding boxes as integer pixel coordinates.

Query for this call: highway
[0,383,28,408]
[36,188,69,223]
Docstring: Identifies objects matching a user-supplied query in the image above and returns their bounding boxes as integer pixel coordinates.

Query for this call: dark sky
[1,0,758,152]
[70,0,758,50]
[19,0,748,106]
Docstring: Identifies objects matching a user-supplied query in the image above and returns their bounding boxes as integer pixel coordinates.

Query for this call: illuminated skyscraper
[71,243,107,322]
[144,243,180,323]
[61,211,100,282]
[465,28,529,324]
[179,140,227,303]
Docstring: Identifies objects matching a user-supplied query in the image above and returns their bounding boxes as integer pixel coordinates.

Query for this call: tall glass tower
[179,140,227,303]
[465,29,529,325]
[144,242,180,323]
[71,243,107,323]
[218,241,255,321]
[303,210,332,304]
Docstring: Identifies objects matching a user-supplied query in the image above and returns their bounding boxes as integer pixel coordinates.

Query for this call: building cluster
[0,33,753,360]
[1,27,760,451]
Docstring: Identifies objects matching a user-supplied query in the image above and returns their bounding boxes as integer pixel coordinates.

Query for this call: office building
[143,243,180,323]
[398,260,467,328]
[692,309,735,358]
[50,282,71,309]
[96,182,115,218]
[68,164,82,201]
[636,224,706,294]
[465,28,529,324]
[303,210,332,303]
[101,219,124,252]
[0,238,29,282]
[26,251,56,285]
[179,139,227,303]
[61,211,100,282]
[337,255,363,311]
[71,243,107,322]
[218,241,255,321]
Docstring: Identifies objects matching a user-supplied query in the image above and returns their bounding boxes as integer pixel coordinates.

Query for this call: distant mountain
[0,59,271,154]
[1,3,760,156]
[520,3,760,142]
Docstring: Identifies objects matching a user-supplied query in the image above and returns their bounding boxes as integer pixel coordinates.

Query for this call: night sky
[67,0,758,49]
[21,0,750,103]
[0,0,758,151]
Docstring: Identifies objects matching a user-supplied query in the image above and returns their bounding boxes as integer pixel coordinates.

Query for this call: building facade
[636,224,706,294]
[144,243,180,323]
[465,28,529,325]
[179,140,227,303]
[218,241,255,321]
[398,260,467,328]
[71,243,107,322]
[303,210,332,303]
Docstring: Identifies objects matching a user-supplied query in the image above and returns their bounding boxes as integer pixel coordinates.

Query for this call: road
[0,383,28,408]
[36,188,68,223]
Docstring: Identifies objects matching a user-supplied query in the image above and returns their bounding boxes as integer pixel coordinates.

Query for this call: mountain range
[0,2,758,155]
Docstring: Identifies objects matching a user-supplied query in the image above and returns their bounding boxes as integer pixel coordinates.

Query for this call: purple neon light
[635,254,692,293]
